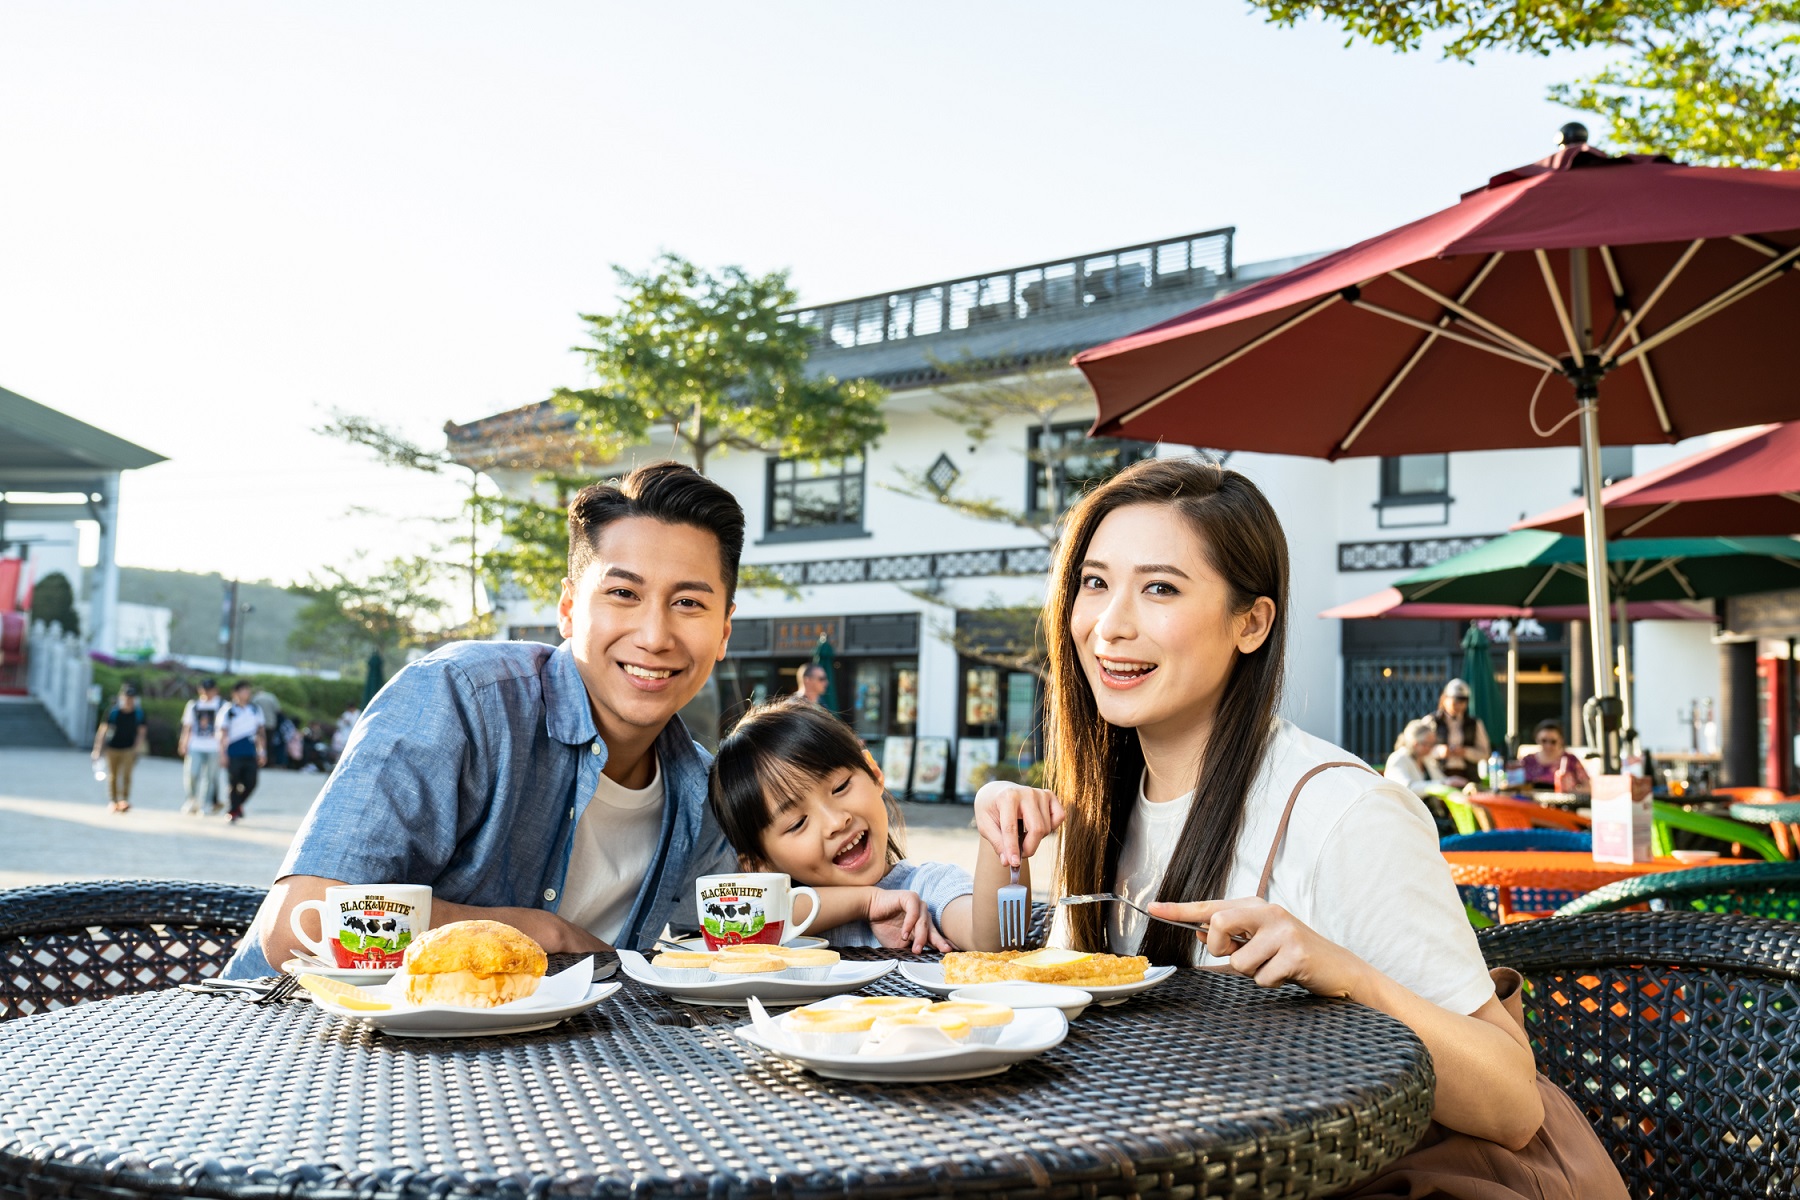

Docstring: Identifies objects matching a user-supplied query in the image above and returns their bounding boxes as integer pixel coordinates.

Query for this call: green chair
[1553,861,1800,918]
[1424,785,1482,835]
[1650,801,1785,863]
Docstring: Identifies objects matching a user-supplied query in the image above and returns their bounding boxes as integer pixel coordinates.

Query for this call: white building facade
[451,227,1725,791]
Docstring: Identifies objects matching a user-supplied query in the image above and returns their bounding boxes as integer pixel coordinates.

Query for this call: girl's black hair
[1534,718,1565,738]
[709,699,905,869]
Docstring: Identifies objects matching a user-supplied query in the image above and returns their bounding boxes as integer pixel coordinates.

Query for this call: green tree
[554,254,888,475]
[28,571,80,637]
[318,411,500,620]
[1244,0,1800,167]
[288,556,448,674]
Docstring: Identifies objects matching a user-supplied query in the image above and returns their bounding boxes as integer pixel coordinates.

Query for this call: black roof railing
[789,228,1234,353]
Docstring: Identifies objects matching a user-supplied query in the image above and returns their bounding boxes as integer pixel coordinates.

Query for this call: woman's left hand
[1147,897,1374,1001]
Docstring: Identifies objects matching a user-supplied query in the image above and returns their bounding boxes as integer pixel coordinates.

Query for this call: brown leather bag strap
[1255,760,1379,901]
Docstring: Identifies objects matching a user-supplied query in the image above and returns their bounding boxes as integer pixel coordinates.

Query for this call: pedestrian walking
[219,679,267,823]
[252,687,285,768]
[90,683,147,813]
[178,678,225,815]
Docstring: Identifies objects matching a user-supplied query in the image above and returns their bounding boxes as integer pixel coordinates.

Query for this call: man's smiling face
[557,516,733,743]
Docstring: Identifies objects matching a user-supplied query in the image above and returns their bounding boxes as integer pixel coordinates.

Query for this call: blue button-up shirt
[223,640,735,978]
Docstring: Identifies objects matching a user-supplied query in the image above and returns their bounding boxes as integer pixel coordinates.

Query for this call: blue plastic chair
[1441,830,1593,853]
[1443,829,1592,921]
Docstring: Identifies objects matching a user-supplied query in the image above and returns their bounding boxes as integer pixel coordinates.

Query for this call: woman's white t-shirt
[1054,719,1495,1017]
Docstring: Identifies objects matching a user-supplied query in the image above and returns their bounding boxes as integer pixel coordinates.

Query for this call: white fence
[26,620,93,745]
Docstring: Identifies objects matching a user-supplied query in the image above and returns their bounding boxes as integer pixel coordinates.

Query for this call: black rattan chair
[0,879,264,1021]
[1553,862,1800,918]
[1480,912,1800,1199]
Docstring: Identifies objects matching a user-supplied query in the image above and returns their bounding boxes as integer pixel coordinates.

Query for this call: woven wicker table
[0,956,1434,1200]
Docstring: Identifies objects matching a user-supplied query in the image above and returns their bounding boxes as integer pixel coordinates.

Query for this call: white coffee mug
[290,884,433,969]
[695,872,819,949]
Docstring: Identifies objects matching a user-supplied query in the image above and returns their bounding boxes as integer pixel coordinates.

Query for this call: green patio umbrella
[1398,530,1800,747]
[1394,531,1800,609]
[1459,623,1507,752]
[810,635,839,713]
[363,650,385,708]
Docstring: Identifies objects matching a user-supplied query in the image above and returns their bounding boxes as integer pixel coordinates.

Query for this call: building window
[1576,446,1634,494]
[1378,454,1450,504]
[765,455,866,541]
[1028,423,1155,518]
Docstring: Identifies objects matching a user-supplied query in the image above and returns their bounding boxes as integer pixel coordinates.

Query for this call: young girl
[710,699,1009,952]
[973,456,1625,1196]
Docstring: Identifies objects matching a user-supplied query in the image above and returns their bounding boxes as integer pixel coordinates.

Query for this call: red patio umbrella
[1075,125,1800,767]
[1514,422,1800,539]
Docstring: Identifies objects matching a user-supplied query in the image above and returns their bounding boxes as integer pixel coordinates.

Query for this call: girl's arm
[963,838,1022,951]
[792,886,879,934]
[796,887,949,952]
[1151,897,1544,1149]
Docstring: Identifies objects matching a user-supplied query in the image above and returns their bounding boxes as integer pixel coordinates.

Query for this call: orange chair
[1464,793,1592,833]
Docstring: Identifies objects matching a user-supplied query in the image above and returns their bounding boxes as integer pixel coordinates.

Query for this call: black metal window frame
[1376,454,1451,507]
[1575,445,1635,495]
[761,454,870,545]
[1026,422,1157,520]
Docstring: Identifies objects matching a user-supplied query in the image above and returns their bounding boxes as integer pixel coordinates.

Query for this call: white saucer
[302,956,617,1037]
[897,961,1177,1002]
[619,949,894,1007]
[673,935,830,952]
[735,1006,1068,1081]
[282,956,397,985]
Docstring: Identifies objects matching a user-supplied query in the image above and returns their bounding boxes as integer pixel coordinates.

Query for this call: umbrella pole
[1573,246,1622,772]
[1616,592,1635,755]
[1506,621,1520,754]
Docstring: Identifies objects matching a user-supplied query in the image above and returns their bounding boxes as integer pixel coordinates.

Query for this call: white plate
[303,956,619,1037]
[673,935,830,952]
[735,1006,1068,1081]
[282,956,397,985]
[897,960,1177,1001]
[619,949,895,1007]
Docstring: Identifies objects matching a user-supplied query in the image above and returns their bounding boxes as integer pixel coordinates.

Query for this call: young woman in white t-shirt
[972,457,1621,1180]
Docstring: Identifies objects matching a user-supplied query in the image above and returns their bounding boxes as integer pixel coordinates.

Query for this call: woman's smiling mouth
[1097,658,1157,689]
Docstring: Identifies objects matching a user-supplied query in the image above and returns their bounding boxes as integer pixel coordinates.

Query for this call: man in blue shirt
[226,462,743,977]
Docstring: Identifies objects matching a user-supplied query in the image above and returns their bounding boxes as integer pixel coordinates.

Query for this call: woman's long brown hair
[1046,457,1289,965]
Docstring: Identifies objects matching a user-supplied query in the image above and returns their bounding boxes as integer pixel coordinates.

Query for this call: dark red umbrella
[1515,422,1800,538]
[1074,125,1800,767]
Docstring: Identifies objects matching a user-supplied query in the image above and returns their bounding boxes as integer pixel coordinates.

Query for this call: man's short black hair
[567,462,745,602]
[233,679,253,694]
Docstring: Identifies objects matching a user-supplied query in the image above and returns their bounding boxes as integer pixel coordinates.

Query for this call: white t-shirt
[1054,719,1494,1017]
[558,756,666,945]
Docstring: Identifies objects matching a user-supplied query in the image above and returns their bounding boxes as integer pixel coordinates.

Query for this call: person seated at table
[710,698,1009,952]
[1519,719,1589,792]
[221,462,744,978]
[973,457,1624,1192]
[1384,718,1450,796]
[1427,678,1491,785]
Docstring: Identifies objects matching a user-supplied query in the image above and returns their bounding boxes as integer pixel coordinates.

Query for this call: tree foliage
[553,254,888,475]
[28,571,80,637]
[288,556,448,673]
[1245,0,1800,167]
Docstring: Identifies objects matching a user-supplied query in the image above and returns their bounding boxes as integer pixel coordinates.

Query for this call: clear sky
[0,2,1607,609]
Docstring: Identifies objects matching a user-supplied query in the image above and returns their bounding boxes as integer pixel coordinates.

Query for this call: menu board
[910,737,950,801]
[955,737,1000,801]
[880,736,914,799]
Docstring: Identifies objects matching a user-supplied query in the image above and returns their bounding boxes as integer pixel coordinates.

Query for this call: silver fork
[997,864,1029,948]
[1059,892,1250,945]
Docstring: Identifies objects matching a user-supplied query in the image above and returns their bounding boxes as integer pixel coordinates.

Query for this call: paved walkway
[0,749,1039,895]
